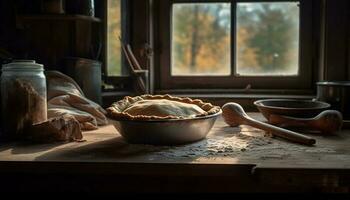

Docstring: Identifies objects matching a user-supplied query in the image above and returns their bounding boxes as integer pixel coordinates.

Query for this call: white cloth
[45,71,108,130]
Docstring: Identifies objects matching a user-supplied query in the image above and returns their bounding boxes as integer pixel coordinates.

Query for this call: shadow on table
[34,135,209,161]
[0,140,70,155]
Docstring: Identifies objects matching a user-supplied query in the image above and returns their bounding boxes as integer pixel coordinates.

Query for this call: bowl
[109,110,222,145]
[254,99,331,120]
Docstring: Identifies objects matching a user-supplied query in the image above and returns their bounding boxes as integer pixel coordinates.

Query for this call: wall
[1,0,349,81]
[323,0,350,80]
[0,0,99,71]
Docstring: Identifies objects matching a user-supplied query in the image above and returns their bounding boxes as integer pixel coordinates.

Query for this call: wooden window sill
[102,89,315,110]
[156,90,315,111]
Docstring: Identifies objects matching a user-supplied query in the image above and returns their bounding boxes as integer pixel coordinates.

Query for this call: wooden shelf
[14,13,101,70]
[17,14,101,23]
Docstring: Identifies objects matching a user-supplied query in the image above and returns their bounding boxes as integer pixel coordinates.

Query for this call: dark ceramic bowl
[254,99,331,120]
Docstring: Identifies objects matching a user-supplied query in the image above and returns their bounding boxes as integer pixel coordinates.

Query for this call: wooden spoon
[222,102,316,146]
[269,110,343,134]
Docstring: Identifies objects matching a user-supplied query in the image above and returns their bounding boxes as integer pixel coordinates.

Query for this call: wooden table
[0,113,349,193]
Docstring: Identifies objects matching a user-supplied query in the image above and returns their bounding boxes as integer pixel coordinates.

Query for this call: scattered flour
[122,130,336,160]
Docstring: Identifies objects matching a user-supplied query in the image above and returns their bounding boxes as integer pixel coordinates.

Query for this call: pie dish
[106,94,222,145]
[107,94,221,121]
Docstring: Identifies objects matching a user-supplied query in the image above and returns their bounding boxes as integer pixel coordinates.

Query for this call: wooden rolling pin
[222,102,316,146]
[269,110,343,135]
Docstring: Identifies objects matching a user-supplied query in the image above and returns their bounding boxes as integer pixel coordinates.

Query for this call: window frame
[156,0,315,91]
[102,0,131,84]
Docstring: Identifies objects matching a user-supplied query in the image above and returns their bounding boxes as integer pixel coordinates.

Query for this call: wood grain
[0,113,349,192]
[0,113,349,166]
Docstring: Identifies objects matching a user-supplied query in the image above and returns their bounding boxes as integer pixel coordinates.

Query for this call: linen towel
[45,71,108,130]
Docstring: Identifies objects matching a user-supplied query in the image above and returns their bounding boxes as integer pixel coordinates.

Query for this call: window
[107,0,122,76]
[157,0,314,91]
[236,2,299,76]
[172,3,231,76]
[105,0,129,77]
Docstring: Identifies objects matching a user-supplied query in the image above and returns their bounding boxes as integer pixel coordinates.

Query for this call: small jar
[66,0,95,17]
[0,60,47,140]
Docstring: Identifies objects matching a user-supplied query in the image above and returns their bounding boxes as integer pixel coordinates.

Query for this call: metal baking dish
[109,110,222,145]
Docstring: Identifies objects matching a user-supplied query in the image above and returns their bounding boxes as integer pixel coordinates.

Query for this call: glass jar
[0,60,47,140]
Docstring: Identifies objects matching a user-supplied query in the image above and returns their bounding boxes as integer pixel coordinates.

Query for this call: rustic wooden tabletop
[0,113,349,192]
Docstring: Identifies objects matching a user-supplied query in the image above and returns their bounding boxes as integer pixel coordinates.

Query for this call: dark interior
[0,0,350,195]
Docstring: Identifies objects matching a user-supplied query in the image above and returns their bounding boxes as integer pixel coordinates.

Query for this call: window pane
[172,3,231,76]
[107,0,122,76]
[236,2,299,76]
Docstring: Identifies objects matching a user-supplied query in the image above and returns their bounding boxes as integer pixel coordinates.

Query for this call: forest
[107,0,121,76]
[108,2,299,77]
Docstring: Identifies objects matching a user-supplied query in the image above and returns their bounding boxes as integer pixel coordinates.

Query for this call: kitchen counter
[0,113,349,193]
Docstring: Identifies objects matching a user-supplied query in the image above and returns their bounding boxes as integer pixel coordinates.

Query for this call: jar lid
[2,60,44,72]
[317,81,350,86]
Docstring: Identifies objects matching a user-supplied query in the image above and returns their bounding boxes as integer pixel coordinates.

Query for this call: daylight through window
[172,3,231,76]
[236,2,299,76]
[171,1,300,77]
[107,0,122,76]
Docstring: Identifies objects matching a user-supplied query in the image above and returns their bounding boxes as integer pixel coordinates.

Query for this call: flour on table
[123,129,336,160]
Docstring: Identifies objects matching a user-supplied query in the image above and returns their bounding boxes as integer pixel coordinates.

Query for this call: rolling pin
[222,102,316,146]
[268,110,343,135]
